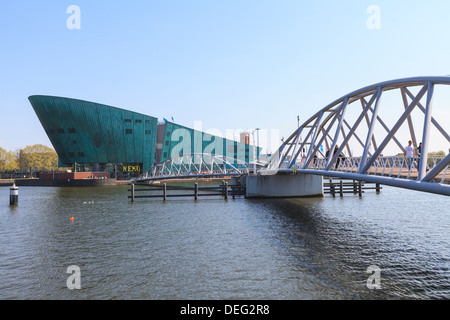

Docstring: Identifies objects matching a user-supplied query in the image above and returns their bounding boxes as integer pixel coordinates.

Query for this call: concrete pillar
[246,174,323,198]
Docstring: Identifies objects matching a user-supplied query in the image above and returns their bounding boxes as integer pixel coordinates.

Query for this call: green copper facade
[29,95,158,171]
[29,95,259,173]
[160,122,256,163]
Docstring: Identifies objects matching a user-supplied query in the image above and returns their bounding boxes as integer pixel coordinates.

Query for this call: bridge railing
[285,155,448,183]
[136,153,265,182]
[265,77,450,194]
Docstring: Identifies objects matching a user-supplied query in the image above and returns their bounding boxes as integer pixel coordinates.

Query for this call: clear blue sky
[1,0,450,154]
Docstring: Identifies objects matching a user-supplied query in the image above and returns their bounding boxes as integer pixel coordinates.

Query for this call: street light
[255,128,260,161]
[251,130,256,175]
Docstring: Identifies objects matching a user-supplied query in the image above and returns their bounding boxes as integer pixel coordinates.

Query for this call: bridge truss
[265,77,450,196]
[136,153,262,182]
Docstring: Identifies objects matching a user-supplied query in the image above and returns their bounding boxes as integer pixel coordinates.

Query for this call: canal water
[0,183,449,300]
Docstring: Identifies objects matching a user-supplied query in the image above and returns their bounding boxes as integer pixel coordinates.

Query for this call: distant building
[240,132,250,145]
[29,95,261,177]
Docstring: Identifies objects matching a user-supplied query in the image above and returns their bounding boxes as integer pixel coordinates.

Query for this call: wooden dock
[129,182,246,201]
[128,178,382,201]
[324,179,382,197]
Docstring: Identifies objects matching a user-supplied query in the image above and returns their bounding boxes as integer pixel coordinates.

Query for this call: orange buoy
[70,217,75,222]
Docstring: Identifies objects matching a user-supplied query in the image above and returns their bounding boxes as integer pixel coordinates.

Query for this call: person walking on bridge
[334,145,345,169]
[405,140,415,170]
[417,142,422,169]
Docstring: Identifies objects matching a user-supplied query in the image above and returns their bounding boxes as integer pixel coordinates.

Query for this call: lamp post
[252,130,256,175]
[255,128,260,162]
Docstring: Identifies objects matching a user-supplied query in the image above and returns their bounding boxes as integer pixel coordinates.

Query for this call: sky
[1,0,450,154]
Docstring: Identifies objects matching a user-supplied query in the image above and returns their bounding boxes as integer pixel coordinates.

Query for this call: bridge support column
[245,174,323,198]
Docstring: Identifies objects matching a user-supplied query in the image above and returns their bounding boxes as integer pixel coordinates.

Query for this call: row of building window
[47,128,77,135]
[60,152,85,158]
[47,119,154,136]
[126,129,152,135]
[124,119,153,124]
[47,128,152,136]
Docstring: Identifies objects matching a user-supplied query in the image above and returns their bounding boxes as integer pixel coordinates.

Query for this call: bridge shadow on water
[244,197,450,300]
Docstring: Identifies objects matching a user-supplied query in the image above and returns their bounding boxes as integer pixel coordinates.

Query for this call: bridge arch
[265,77,450,196]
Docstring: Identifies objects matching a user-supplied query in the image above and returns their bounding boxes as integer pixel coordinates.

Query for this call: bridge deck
[334,167,449,184]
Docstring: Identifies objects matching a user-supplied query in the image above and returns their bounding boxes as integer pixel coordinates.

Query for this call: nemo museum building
[29,95,259,179]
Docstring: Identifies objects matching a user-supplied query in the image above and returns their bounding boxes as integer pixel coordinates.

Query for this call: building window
[228,145,236,153]
[72,140,77,145]
[57,128,65,134]
[125,129,133,134]
[124,119,132,123]
[145,130,151,135]
[163,152,168,158]
[47,129,55,135]
[78,152,85,157]
[68,128,77,134]
[68,152,75,157]
[165,141,169,146]
[135,119,142,123]
[166,131,171,137]
[145,120,152,124]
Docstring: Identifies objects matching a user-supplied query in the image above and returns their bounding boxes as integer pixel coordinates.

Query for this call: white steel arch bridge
[264,76,450,196]
[136,77,449,196]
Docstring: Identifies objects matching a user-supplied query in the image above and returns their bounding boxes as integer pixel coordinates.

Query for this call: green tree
[0,147,19,172]
[428,151,446,157]
[19,144,58,172]
[428,150,446,166]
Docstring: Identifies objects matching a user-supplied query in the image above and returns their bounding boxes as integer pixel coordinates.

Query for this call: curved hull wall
[29,95,158,171]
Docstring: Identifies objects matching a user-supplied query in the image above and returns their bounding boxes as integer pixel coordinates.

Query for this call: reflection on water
[0,184,449,300]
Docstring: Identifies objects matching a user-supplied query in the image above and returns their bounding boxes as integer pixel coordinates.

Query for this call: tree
[428,150,446,166]
[19,144,58,172]
[0,147,19,172]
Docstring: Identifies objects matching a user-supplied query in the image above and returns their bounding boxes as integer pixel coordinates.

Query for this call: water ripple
[0,185,449,299]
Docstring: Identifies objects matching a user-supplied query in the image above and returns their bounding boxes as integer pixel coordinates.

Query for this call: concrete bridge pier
[245,173,323,198]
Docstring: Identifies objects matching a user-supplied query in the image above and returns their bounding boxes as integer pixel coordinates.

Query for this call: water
[0,183,449,300]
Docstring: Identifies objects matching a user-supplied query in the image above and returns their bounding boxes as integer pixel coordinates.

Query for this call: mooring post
[163,183,167,202]
[330,184,336,197]
[376,183,381,194]
[353,180,357,194]
[339,180,343,197]
[224,182,228,200]
[131,183,135,202]
[194,182,198,201]
[10,183,18,206]
[358,181,363,197]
